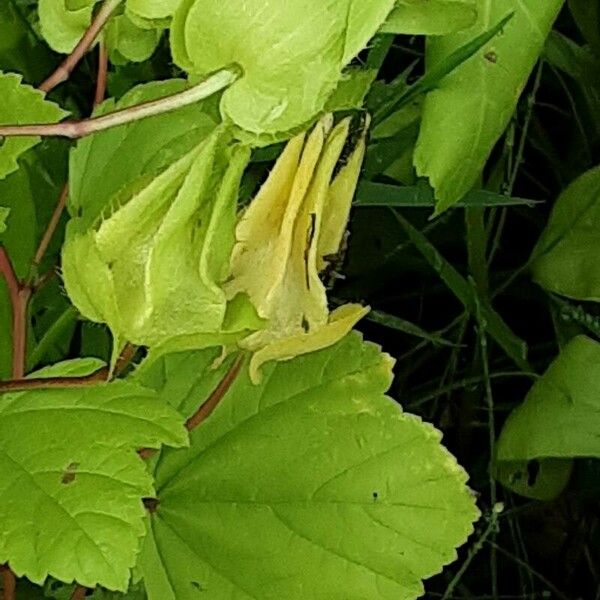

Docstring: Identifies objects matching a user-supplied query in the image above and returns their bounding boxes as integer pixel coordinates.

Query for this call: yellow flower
[226,115,370,382]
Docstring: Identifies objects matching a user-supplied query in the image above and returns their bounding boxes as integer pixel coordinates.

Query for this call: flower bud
[62,128,251,364]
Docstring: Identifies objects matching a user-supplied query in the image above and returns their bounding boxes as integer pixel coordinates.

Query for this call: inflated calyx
[62,128,251,364]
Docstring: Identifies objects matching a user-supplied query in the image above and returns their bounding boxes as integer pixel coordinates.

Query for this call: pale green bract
[62,128,251,362]
[134,334,479,600]
[496,335,600,499]
[530,165,600,301]
[0,72,68,180]
[381,0,477,35]
[69,79,220,230]
[171,0,396,141]
[0,358,188,591]
[414,0,563,212]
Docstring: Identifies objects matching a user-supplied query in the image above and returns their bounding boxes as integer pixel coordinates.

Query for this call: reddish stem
[139,356,244,461]
[31,185,69,278]
[70,585,87,600]
[185,357,243,431]
[94,43,109,107]
[1,565,16,600]
[39,0,122,94]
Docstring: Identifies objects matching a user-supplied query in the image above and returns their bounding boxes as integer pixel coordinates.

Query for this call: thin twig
[1,68,241,140]
[30,185,69,277]
[0,248,19,323]
[0,371,107,394]
[139,356,244,461]
[39,0,123,94]
[185,356,243,431]
[94,42,109,107]
[0,247,29,380]
[441,510,500,600]
[488,541,571,600]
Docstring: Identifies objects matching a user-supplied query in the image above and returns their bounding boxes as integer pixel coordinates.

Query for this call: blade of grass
[374,12,515,123]
[355,181,540,208]
[393,210,530,371]
[367,309,459,347]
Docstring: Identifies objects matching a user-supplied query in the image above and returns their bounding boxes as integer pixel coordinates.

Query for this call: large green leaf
[69,79,219,229]
[136,335,479,600]
[497,335,600,462]
[496,335,600,499]
[381,0,477,35]
[531,165,600,301]
[414,0,563,212]
[0,72,68,180]
[38,0,96,54]
[0,359,188,590]
[171,0,396,140]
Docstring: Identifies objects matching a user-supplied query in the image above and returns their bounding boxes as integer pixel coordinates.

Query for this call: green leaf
[531,165,600,302]
[498,335,600,461]
[0,1,55,83]
[414,0,563,212]
[105,13,162,64]
[568,0,600,58]
[0,167,38,278]
[0,358,188,591]
[38,0,97,54]
[493,458,573,501]
[355,181,539,207]
[126,0,180,25]
[136,334,479,600]
[171,0,396,140]
[393,211,530,371]
[373,14,513,125]
[325,68,378,113]
[381,0,477,35]
[0,72,68,180]
[69,79,220,229]
[496,335,600,498]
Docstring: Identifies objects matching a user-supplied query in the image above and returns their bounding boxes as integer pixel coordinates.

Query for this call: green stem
[0,67,241,140]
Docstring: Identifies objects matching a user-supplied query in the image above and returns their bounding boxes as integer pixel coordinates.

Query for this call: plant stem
[1,565,16,600]
[185,356,243,431]
[39,0,123,94]
[138,356,244,461]
[0,248,30,380]
[29,185,69,281]
[70,585,87,600]
[0,251,22,595]
[0,372,106,394]
[0,68,241,140]
[94,42,109,107]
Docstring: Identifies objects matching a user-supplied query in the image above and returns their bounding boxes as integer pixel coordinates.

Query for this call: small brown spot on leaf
[61,462,80,485]
[484,51,497,64]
